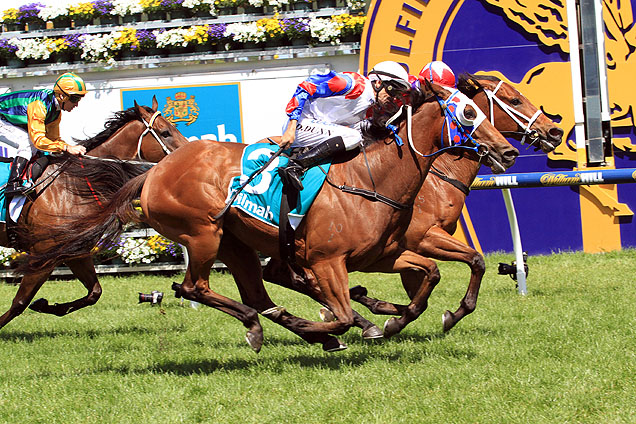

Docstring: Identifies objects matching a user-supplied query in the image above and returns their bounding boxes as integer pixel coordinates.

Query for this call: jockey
[279,60,411,190]
[0,72,88,195]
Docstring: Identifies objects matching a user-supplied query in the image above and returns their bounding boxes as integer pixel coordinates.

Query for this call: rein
[137,110,171,160]
[323,142,411,210]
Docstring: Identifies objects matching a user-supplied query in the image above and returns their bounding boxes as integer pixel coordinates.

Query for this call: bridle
[385,84,490,161]
[483,80,542,147]
[137,110,172,160]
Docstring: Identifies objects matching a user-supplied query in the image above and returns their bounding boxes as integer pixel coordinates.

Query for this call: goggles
[68,94,84,104]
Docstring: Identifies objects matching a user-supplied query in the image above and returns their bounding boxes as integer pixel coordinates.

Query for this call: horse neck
[430,151,481,188]
[87,123,140,160]
[360,103,444,206]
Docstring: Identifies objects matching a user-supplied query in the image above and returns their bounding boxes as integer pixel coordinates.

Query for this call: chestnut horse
[262,73,564,337]
[0,97,188,330]
[23,83,519,352]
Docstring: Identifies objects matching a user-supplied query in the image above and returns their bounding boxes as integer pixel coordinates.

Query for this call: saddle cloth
[0,161,26,223]
[229,143,332,229]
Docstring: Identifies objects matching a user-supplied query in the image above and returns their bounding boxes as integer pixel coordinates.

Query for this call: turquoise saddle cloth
[229,143,332,228]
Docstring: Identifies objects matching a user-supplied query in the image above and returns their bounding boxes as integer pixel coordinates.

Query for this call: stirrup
[279,165,304,191]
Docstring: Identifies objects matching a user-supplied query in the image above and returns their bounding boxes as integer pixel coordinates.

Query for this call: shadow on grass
[0,324,162,343]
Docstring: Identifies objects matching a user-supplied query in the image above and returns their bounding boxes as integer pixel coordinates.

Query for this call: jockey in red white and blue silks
[278,61,411,191]
[283,70,375,150]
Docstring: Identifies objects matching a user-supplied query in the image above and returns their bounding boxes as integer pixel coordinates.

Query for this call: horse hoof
[245,331,263,353]
[383,317,401,338]
[361,325,384,340]
[349,285,368,299]
[29,298,49,313]
[442,310,455,333]
[319,307,335,322]
[322,337,347,352]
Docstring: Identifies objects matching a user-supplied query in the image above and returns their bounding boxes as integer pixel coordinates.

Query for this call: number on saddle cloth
[228,143,332,229]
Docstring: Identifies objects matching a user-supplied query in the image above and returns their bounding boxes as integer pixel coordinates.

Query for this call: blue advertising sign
[121,83,244,143]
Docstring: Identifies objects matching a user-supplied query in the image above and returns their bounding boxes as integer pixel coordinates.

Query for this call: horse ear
[152,96,158,111]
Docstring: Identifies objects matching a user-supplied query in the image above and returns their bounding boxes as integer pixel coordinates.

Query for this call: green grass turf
[0,250,634,423]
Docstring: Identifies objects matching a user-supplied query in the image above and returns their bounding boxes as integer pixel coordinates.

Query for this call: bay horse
[0,96,188,330]
[23,83,519,352]
[262,73,564,337]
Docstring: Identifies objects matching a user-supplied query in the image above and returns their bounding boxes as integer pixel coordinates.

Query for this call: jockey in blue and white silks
[279,61,411,190]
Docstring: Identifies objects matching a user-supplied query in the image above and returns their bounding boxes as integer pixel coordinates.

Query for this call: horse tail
[19,172,149,273]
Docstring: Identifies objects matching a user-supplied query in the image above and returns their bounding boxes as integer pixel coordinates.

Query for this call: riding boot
[4,156,29,196]
[280,136,346,191]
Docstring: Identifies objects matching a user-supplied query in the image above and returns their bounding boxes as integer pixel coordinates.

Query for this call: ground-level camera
[498,252,529,281]
[138,290,163,306]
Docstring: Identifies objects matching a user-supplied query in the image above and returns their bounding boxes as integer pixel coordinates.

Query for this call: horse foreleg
[364,250,441,338]
[29,257,102,317]
[221,237,350,350]
[262,258,383,340]
[176,232,264,352]
[0,269,51,330]
[413,226,485,332]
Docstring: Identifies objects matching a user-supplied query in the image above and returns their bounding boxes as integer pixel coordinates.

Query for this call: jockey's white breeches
[0,118,36,160]
[284,118,363,150]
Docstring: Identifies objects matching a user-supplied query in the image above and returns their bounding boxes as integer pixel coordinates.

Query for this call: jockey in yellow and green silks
[0,72,87,194]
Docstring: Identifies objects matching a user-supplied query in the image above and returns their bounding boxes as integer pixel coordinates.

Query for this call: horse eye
[510,98,522,106]
[463,106,477,120]
[160,130,171,138]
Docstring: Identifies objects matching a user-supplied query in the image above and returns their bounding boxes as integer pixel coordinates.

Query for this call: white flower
[0,247,17,267]
[309,17,341,44]
[346,0,365,10]
[112,0,144,16]
[79,33,117,62]
[39,4,69,21]
[267,0,289,7]
[9,38,52,60]
[154,28,191,48]
[117,237,158,264]
[225,22,266,43]
[248,0,264,7]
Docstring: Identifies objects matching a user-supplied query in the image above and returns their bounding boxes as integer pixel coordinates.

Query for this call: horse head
[132,96,190,162]
[78,96,189,163]
[457,73,563,153]
[415,81,519,174]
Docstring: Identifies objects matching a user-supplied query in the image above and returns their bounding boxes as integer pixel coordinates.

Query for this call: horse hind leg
[29,257,102,316]
[0,269,51,330]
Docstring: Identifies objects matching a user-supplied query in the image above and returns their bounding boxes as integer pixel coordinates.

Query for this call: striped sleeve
[285,71,356,121]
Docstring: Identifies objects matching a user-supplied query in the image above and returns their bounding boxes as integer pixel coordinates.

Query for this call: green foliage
[0,250,634,423]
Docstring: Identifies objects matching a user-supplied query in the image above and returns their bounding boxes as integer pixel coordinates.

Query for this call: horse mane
[456,72,500,98]
[74,105,153,151]
[362,86,437,142]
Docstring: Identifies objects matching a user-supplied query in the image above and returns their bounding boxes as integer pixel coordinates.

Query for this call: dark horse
[0,97,188,330]
[23,83,519,352]
[262,73,564,337]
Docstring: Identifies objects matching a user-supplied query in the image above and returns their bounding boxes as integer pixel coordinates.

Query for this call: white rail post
[501,188,527,295]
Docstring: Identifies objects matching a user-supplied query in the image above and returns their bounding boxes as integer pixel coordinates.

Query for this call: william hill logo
[163,92,199,126]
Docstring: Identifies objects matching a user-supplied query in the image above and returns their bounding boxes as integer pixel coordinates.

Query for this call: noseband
[137,110,172,160]
[484,80,542,147]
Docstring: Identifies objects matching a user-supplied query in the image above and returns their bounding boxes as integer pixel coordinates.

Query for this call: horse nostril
[504,149,519,162]
[549,127,564,141]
